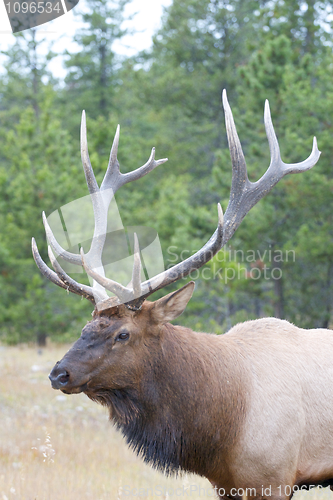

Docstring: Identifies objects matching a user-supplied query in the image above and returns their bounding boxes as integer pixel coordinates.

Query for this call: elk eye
[116,331,130,342]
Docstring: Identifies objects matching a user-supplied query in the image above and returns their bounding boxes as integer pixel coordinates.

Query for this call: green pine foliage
[0,0,333,343]
[0,91,91,344]
[62,0,131,126]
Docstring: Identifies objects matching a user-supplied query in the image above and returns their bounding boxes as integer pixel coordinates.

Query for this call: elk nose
[49,367,70,389]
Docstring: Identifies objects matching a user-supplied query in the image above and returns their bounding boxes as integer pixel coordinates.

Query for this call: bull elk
[32,91,329,500]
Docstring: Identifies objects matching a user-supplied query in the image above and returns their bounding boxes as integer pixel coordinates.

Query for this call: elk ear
[151,281,195,324]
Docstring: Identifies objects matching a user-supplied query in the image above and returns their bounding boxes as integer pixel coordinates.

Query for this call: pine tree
[63,0,131,120]
[0,28,56,118]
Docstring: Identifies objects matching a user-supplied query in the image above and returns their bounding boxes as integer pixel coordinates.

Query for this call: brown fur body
[49,289,333,500]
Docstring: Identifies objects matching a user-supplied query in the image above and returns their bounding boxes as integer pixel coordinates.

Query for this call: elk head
[32,90,320,404]
[47,282,195,402]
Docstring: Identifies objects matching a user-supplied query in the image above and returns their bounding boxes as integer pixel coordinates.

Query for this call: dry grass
[0,344,332,500]
[0,344,209,499]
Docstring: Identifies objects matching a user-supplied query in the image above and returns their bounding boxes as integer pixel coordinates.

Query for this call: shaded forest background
[0,0,333,345]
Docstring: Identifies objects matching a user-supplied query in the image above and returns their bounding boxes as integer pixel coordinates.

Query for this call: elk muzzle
[49,361,87,394]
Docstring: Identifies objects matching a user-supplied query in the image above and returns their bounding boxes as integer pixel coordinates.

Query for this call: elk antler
[32,111,167,307]
[32,90,320,311]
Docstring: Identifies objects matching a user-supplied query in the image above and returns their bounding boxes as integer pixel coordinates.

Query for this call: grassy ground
[0,344,332,500]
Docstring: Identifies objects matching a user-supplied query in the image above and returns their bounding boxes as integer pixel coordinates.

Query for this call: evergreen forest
[0,0,333,344]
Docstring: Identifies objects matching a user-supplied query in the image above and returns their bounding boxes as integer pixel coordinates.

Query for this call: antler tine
[80,111,109,266]
[264,99,320,174]
[222,89,249,193]
[43,212,81,265]
[101,129,168,193]
[32,238,69,290]
[118,148,168,187]
[81,110,99,195]
[32,238,96,304]
[264,100,280,167]
[80,248,130,301]
[110,124,120,165]
[100,124,120,192]
[132,233,142,298]
[47,246,105,303]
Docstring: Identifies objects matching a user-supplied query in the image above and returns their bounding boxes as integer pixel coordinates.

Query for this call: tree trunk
[37,332,47,347]
[273,253,284,319]
[322,261,333,328]
[304,0,316,54]
[31,29,40,117]
[99,36,107,113]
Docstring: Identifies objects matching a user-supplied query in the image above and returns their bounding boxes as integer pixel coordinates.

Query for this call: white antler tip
[81,111,88,153]
[110,125,120,160]
[264,99,271,116]
[222,89,229,109]
[114,125,120,141]
[81,111,86,129]
[150,147,156,160]
[313,136,321,154]
[217,203,224,226]
[158,157,168,165]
